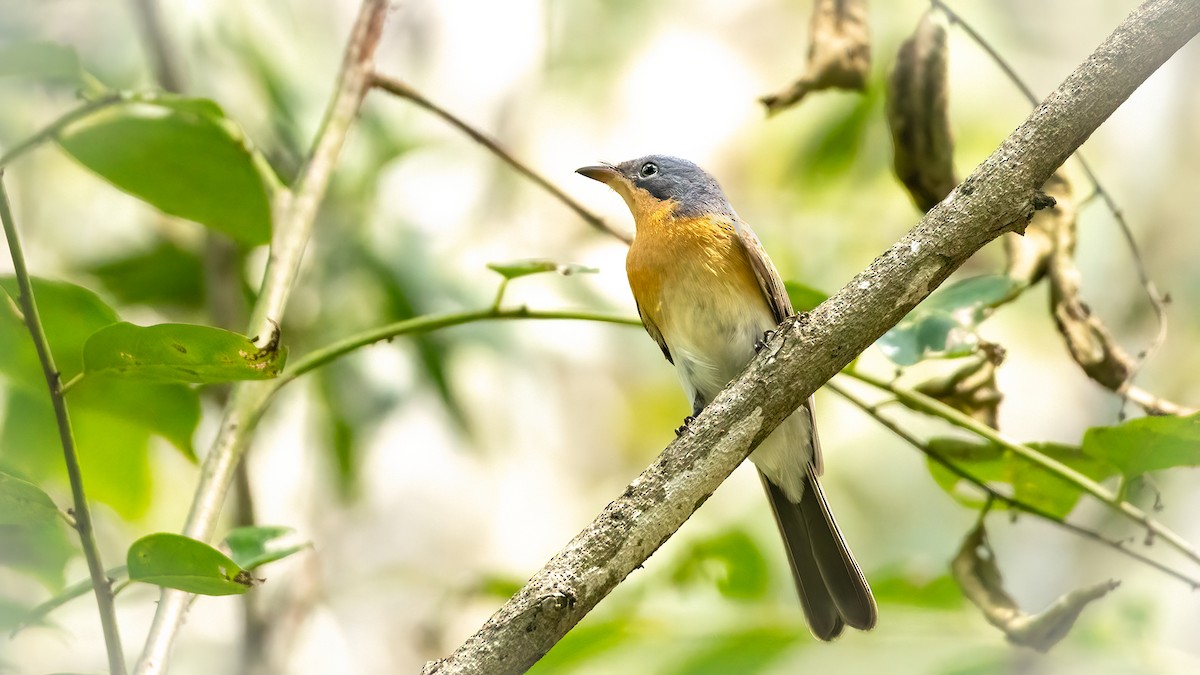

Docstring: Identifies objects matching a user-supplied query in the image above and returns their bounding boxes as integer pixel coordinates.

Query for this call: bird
[576,155,876,640]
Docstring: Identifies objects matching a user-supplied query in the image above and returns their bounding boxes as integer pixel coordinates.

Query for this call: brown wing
[732,219,793,323]
[636,301,672,364]
[733,219,825,475]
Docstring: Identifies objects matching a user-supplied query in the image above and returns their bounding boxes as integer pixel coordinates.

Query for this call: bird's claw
[754,329,776,354]
[675,415,697,437]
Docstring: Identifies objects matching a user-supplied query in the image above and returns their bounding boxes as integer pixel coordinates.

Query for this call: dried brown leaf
[914,351,1004,428]
[886,11,955,212]
[1033,174,1137,390]
[952,521,1119,652]
[1005,173,1072,286]
[760,0,871,114]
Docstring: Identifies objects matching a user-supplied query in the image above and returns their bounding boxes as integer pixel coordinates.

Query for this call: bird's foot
[675,415,697,437]
[754,329,776,354]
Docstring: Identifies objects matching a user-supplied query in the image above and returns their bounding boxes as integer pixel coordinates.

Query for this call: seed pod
[887,11,955,212]
[760,0,871,114]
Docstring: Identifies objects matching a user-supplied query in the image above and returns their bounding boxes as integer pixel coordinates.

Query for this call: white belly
[663,288,813,502]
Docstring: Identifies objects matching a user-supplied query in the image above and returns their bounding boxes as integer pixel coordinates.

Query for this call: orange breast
[626,213,768,340]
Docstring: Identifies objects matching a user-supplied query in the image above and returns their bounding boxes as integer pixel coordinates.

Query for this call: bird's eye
[638,162,658,178]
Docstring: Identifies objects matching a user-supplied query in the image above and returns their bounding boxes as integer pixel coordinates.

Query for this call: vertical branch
[130,0,273,668]
[129,0,185,93]
[134,2,389,673]
[1,178,127,674]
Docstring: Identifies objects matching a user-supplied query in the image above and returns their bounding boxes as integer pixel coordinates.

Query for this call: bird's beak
[575,163,622,185]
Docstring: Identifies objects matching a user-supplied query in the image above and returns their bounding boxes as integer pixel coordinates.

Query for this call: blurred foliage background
[2,0,1200,673]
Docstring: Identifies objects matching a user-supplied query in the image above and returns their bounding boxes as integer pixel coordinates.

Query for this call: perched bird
[577,155,876,640]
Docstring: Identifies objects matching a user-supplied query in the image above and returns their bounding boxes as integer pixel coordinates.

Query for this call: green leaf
[670,529,769,600]
[666,626,802,675]
[56,97,272,245]
[0,471,58,527]
[128,533,255,596]
[85,240,207,309]
[1082,413,1200,478]
[528,618,645,674]
[925,437,1118,519]
[222,526,307,570]
[0,596,32,635]
[70,376,199,461]
[486,259,598,280]
[0,389,156,519]
[0,278,201,463]
[783,281,829,313]
[790,86,880,182]
[0,42,83,84]
[0,277,120,390]
[868,568,964,610]
[0,521,76,592]
[83,322,285,383]
[477,574,524,599]
[878,275,1020,366]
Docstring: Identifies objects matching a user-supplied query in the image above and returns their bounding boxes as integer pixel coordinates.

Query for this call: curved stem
[1,178,126,673]
[0,94,123,169]
[843,368,1200,567]
[275,307,641,390]
[369,72,631,244]
[827,380,1199,588]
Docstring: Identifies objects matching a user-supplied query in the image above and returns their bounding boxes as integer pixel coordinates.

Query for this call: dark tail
[760,468,877,640]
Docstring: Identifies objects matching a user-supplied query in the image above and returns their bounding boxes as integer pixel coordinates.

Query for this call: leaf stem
[827,379,1200,588]
[274,307,641,391]
[59,372,84,394]
[843,368,1200,568]
[0,93,124,169]
[369,72,631,244]
[0,177,127,673]
[491,279,509,313]
[11,566,130,637]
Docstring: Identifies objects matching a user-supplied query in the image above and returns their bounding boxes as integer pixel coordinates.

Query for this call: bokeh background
[2,0,1200,673]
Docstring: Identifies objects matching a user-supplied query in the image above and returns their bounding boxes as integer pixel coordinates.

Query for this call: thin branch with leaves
[1,179,127,674]
[827,379,1200,588]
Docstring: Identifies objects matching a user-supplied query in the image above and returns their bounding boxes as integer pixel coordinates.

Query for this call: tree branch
[424,1,1200,671]
[1,178,127,674]
[369,72,631,244]
[134,2,389,672]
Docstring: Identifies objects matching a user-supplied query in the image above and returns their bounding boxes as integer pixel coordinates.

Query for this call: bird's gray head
[576,155,735,221]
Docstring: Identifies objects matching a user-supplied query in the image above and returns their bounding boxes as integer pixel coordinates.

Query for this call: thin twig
[931,0,1171,412]
[369,72,631,244]
[11,566,130,637]
[1124,384,1196,416]
[1,177,127,673]
[844,369,1200,567]
[827,380,1200,588]
[273,306,641,391]
[134,2,390,673]
[0,94,124,168]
